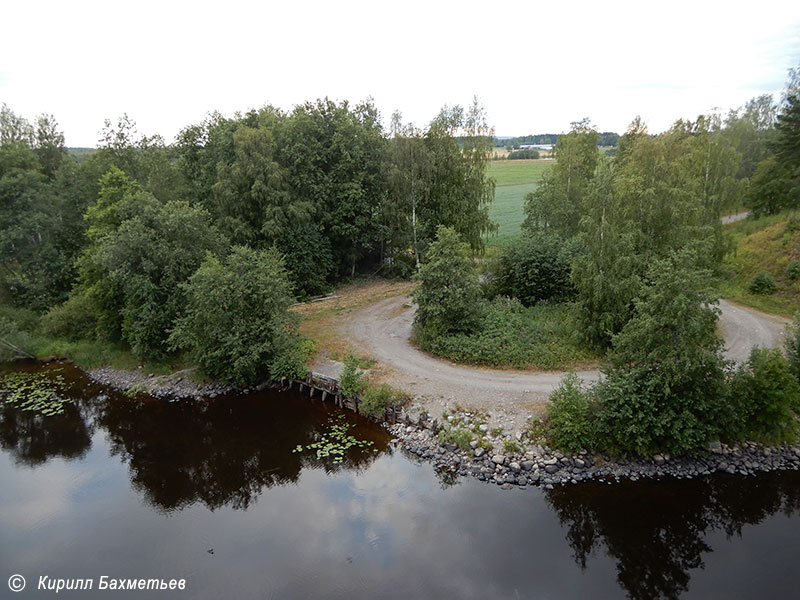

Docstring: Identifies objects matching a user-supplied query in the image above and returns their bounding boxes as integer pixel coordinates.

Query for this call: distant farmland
[485,160,553,247]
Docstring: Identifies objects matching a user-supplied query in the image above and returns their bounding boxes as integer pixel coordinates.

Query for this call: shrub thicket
[168,246,306,386]
[359,383,397,419]
[749,272,777,294]
[413,226,481,339]
[421,298,597,370]
[595,253,729,455]
[545,372,597,452]
[339,351,366,399]
[785,314,800,383]
[40,294,97,341]
[728,348,800,442]
[496,233,582,306]
[786,260,800,280]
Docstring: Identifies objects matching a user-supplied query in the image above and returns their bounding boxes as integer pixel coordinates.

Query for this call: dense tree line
[0,98,496,380]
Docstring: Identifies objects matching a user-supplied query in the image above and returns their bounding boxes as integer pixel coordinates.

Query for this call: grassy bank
[718,212,800,316]
[0,305,196,375]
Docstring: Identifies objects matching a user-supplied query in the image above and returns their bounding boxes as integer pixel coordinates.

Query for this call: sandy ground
[310,293,791,437]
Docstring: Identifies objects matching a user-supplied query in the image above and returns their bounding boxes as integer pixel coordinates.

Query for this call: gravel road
[334,295,791,419]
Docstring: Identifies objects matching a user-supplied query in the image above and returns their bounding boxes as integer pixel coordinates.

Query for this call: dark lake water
[2,362,800,599]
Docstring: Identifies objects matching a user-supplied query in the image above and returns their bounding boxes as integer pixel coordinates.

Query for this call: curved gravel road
[341,296,790,408]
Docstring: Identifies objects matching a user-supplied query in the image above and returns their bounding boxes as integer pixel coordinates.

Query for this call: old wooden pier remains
[283,372,361,413]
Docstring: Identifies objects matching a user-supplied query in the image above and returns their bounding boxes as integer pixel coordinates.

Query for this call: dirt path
[721,211,750,225]
[320,294,791,431]
[718,299,790,363]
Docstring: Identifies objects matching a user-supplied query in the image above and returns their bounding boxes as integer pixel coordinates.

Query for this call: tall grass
[719,212,800,315]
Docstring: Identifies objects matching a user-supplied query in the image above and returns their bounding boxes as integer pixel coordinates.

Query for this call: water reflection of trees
[0,402,93,465]
[96,392,388,512]
[546,473,800,600]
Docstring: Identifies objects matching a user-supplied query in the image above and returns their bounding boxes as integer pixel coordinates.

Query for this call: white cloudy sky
[2,0,799,147]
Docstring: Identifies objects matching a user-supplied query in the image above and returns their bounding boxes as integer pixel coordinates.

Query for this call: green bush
[749,272,777,294]
[269,338,315,381]
[785,314,800,383]
[545,372,597,452]
[359,383,397,420]
[277,223,334,299]
[438,426,474,451]
[339,352,366,398]
[728,348,800,442]
[40,294,98,340]
[786,261,800,280]
[507,149,540,160]
[496,233,582,306]
[0,316,33,361]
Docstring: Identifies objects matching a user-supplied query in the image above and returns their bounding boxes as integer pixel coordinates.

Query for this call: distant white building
[518,144,553,151]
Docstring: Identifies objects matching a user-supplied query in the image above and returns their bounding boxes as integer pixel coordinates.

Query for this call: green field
[485,160,553,247]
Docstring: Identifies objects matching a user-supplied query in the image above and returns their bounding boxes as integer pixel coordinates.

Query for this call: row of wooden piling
[281,372,361,414]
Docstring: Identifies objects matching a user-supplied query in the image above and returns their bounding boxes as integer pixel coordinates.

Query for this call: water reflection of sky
[1,370,800,599]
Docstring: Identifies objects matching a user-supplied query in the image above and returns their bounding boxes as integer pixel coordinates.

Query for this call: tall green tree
[93,199,226,358]
[572,161,643,345]
[412,226,481,339]
[773,92,800,201]
[523,118,598,236]
[597,251,729,455]
[169,246,306,385]
[421,99,496,253]
[211,125,304,246]
[384,111,431,269]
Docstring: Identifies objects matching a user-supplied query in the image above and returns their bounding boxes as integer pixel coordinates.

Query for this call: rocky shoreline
[387,410,800,489]
[83,365,800,488]
[87,366,241,400]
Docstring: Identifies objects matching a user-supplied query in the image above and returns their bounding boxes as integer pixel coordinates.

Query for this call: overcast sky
[2,0,800,147]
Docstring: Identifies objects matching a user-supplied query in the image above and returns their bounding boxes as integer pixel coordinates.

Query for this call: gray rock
[544,464,559,474]
[474,447,485,458]
[521,460,534,471]
[492,454,506,465]
[478,424,488,433]
[509,462,521,473]
[469,440,479,449]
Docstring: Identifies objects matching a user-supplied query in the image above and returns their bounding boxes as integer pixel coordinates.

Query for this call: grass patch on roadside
[416,297,602,370]
[718,212,800,316]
